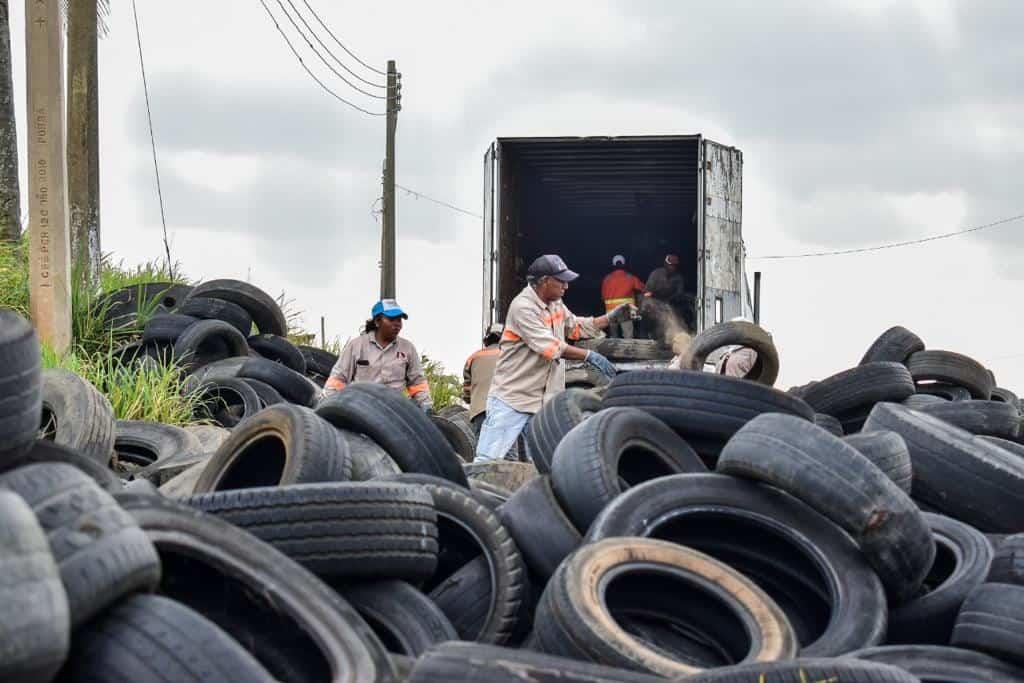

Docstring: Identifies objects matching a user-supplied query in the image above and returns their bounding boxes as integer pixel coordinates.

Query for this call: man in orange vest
[601,255,645,339]
[462,323,503,433]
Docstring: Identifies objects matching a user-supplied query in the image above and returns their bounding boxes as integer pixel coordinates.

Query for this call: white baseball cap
[612,255,625,266]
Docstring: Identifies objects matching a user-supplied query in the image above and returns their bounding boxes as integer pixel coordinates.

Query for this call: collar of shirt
[523,285,557,315]
[367,332,397,352]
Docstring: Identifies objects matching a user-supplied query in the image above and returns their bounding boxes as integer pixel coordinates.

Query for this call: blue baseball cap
[371,299,408,319]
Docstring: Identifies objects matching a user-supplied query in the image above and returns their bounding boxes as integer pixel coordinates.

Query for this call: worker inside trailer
[601,255,645,339]
[320,299,433,412]
[643,254,695,338]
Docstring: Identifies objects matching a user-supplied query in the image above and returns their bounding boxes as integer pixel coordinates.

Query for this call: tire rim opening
[617,444,686,487]
[918,535,957,595]
[39,405,58,440]
[215,434,287,490]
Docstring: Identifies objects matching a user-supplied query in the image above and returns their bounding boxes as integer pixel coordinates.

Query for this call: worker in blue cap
[321,299,432,412]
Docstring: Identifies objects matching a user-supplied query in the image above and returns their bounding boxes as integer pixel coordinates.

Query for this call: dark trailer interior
[484,136,703,331]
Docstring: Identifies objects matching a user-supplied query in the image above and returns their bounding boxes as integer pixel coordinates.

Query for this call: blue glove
[584,351,617,380]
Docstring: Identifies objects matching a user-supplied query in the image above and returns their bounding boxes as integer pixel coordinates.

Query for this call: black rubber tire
[189,377,262,428]
[0,439,122,492]
[185,424,231,454]
[717,413,934,602]
[172,319,249,372]
[864,402,1024,532]
[595,338,673,362]
[681,659,920,683]
[849,644,1024,682]
[241,377,285,407]
[0,463,161,628]
[565,362,613,390]
[801,363,916,417]
[431,411,477,462]
[0,311,42,464]
[179,296,254,336]
[60,594,274,682]
[335,429,402,480]
[915,382,974,401]
[908,350,994,400]
[586,473,887,657]
[100,282,193,330]
[115,492,396,683]
[247,334,307,373]
[194,403,350,492]
[188,482,438,582]
[407,642,667,683]
[298,344,338,377]
[532,537,797,677]
[317,382,468,486]
[523,389,602,474]
[550,407,707,532]
[914,400,1021,439]
[991,387,1021,408]
[188,279,287,336]
[952,583,1024,666]
[183,356,247,389]
[238,356,318,407]
[141,313,200,344]
[679,321,780,385]
[813,412,843,436]
[113,420,203,475]
[988,533,1024,585]
[336,580,457,658]
[902,393,947,410]
[842,430,914,494]
[39,368,116,465]
[498,474,581,580]
[886,512,993,645]
[859,326,925,366]
[470,480,513,510]
[0,490,69,683]
[407,480,526,644]
[603,369,815,446]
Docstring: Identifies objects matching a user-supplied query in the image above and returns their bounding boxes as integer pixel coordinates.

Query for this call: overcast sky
[8,0,1024,390]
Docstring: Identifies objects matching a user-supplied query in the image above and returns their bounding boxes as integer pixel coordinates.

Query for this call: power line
[301,0,387,76]
[749,213,1024,261]
[257,0,388,116]
[275,0,387,99]
[395,184,482,219]
[131,0,174,280]
[282,0,386,90]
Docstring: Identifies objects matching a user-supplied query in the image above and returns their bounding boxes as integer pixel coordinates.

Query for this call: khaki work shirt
[322,333,431,406]
[463,345,500,420]
[489,286,600,414]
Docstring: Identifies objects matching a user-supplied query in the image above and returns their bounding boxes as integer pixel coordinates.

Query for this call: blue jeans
[474,396,532,462]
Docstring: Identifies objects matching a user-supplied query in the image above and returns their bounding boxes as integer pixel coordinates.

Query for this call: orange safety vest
[601,269,644,312]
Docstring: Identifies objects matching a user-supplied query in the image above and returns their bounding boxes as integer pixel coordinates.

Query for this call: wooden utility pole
[0,0,20,242]
[67,0,102,286]
[25,0,72,351]
[379,60,399,299]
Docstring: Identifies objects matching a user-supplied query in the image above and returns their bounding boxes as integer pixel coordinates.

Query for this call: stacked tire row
[8,304,1024,681]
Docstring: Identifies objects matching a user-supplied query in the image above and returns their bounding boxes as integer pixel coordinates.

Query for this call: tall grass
[422,354,463,410]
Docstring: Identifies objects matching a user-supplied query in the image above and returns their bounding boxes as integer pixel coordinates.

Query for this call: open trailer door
[482,142,498,331]
[699,139,745,331]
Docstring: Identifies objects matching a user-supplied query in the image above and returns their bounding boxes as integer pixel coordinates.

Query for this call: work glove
[584,350,617,380]
[420,401,434,416]
[607,302,639,325]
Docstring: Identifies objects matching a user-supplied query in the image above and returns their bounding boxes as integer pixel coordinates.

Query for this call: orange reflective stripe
[467,347,500,364]
[567,322,583,341]
[407,382,430,397]
[542,340,560,360]
[604,297,633,312]
[325,377,346,391]
[542,310,566,327]
[502,329,522,342]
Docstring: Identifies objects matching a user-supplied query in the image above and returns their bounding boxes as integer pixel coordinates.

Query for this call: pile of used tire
[5,307,1024,683]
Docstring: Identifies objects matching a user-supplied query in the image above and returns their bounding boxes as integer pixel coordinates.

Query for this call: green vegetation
[422,353,463,410]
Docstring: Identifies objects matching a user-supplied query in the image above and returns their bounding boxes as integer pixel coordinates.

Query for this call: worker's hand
[420,401,434,416]
[584,351,617,380]
[607,303,639,324]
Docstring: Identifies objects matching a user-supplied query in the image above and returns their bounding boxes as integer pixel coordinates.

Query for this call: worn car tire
[172,319,249,372]
[59,594,274,682]
[990,387,1021,407]
[188,279,287,336]
[864,402,1024,532]
[550,407,706,531]
[849,644,1024,682]
[801,363,915,417]
[902,393,947,410]
[116,492,396,682]
[141,313,200,344]
[915,382,974,401]
[907,350,994,400]
[431,412,477,462]
[914,400,1021,439]
[189,481,438,582]
[951,583,1024,666]
[298,344,338,376]
[860,326,925,366]
[533,538,797,677]
[335,430,401,480]
[247,334,307,373]
[240,377,285,408]
[189,377,262,428]
[237,357,319,407]
[523,389,602,474]
[679,321,780,385]
[843,430,913,493]
[336,580,457,658]
[718,413,934,602]
[100,282,193,330]
[595,338,673,362]
[987,533,1024,585]
[180,296,254,336]
[681,658,919,683]
[498,475,581,581]
[194,403,350,492]
[587,473,887,656]
[317,383,468,486]
[813,413,844,436]
[39,368,116,466]
[0,463,161,628]
[886,513,993,645]
[113,420,203,476]
[0,439,122,492]
[0,312,43,463]
[0,490,70,683]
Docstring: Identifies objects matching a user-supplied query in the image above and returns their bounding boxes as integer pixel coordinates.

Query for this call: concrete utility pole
[0,0,21,242]
[25,0,72,352]
[379,59,399,299]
